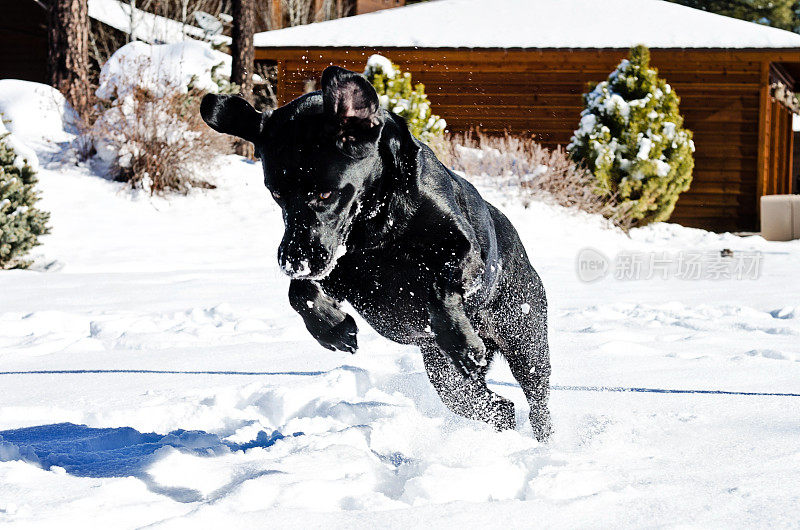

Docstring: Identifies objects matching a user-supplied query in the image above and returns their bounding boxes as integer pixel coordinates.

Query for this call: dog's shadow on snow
[0,422,299,503]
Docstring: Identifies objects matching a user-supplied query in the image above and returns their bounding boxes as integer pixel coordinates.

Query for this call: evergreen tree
[0,134,50,269]
[364,55,446,143]
[665,0,797,31]
[568,45,695,227]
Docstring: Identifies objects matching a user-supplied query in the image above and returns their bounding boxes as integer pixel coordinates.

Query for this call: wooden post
[778,108,787,195]
[786,114,794,195]
[276,60,286,106]
[772,103,782,196]
[48,0,90,116]
[756,61,770,224]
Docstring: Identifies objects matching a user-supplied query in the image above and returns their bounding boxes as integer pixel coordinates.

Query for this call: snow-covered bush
[0,127,50,269]
[568,45,695,227]
[0,80,79,146]
[364,55,446,143]
[89,41,234,193]
[439,131,620,221]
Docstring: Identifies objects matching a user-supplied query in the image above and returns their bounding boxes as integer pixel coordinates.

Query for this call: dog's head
[201,66,387,279]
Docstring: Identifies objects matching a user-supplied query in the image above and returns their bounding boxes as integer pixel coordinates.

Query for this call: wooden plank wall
[255,48,798,232]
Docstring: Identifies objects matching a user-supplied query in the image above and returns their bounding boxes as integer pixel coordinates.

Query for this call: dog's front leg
[289,279,358,353]
[428,281,488,378]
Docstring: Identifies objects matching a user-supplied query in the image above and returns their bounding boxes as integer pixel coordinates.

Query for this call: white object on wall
[761,195,800,241]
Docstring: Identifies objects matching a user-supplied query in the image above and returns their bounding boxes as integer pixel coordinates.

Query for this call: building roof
[253,0,800,49]
[89,0,230,46]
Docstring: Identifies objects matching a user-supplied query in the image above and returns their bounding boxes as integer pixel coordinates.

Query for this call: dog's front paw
[315,314,359,353]
[448,334,487,378]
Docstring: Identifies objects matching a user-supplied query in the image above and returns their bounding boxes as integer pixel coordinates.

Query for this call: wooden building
[1,1,49,84]
[254,0,800,232]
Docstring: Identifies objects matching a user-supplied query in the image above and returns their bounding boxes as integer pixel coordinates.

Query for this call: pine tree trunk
[231,0,256,157]
[231,0,255,102]
[48,0,90,115]
[270,0,283,29]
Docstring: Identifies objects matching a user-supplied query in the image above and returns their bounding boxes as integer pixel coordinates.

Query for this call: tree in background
[568,45,695,228]
[231,0,255,101]
[665,0,798,31]
[231,0,255,156]
[0,135,50,269]
[257,0,352,31]
[48,0,91,113]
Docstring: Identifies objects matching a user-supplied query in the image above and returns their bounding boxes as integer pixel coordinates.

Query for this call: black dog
[201,66,552,440]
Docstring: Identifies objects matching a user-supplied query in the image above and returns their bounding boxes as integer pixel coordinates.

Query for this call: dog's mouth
[280,243,348,281]
[280,201,360,281]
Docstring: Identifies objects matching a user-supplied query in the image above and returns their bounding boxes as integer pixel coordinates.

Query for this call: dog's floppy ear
[200,94,269,143]
[322,66,384,157]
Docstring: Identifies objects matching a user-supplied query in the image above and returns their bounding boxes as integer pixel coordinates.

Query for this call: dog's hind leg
[421,344,516,431]
[501,311,552,442]
[506,354,552,442]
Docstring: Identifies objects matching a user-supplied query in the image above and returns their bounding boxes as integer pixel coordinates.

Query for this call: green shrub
[364,54,446,143]
[209,62,239,95]
[568,45,695,227]
[0,133,50,269]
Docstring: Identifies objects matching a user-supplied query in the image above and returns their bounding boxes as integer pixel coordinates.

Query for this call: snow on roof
[254,0,800,50]
[88,0,230,46]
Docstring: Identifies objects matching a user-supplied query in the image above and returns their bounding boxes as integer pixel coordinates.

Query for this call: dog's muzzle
[278,243,348,281]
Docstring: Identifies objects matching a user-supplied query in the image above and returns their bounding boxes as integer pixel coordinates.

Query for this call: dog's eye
[318,191,333,200]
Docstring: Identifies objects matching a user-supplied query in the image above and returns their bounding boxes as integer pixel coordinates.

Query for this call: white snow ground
[1,88,800,529]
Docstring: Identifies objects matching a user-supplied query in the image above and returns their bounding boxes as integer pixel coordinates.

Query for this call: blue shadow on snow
[0,422,301,478]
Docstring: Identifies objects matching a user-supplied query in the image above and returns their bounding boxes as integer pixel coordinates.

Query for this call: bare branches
[434,131,635,231]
